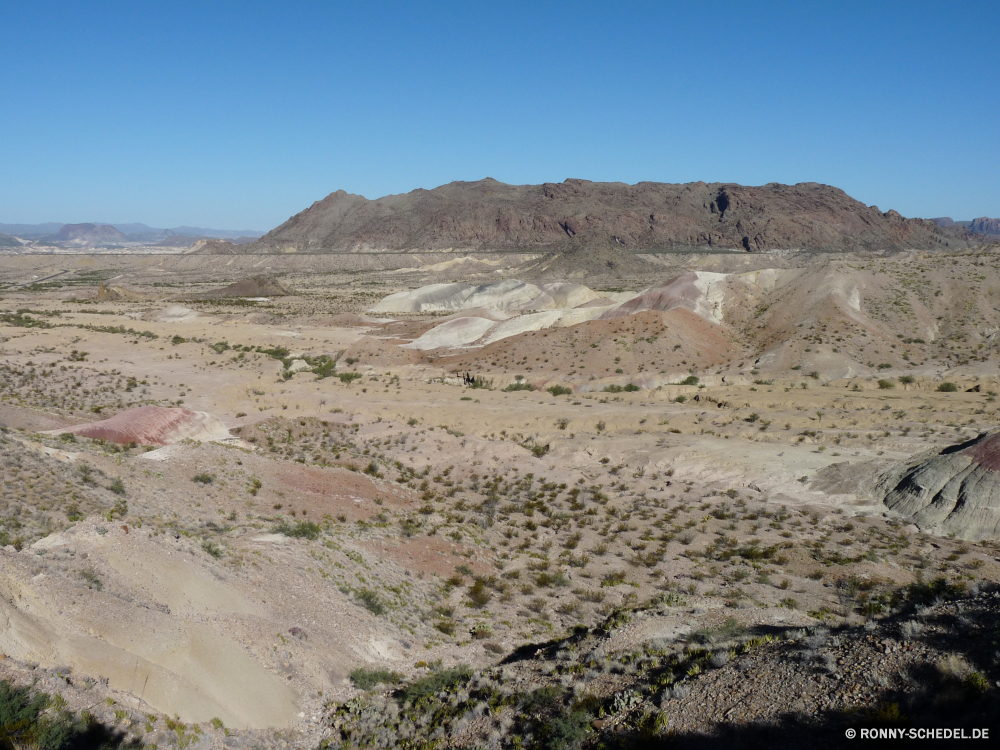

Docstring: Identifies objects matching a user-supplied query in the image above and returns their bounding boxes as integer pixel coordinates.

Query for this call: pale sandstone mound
[372,279,600,314]
[0,531,299,729]
[876,430,1000,540]
[401,316,497,350]
[377,275,752,351]
[54,406,231,446]
[142,304,204,322]
[600,272,729,323]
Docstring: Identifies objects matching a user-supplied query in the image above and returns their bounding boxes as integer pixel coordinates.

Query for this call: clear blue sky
[2,0,997,230]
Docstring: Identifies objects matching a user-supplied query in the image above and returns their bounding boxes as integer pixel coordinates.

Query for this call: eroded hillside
[1,248,1000,748]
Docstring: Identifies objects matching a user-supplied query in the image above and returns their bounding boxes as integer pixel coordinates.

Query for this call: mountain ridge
[233,178,975,255]
[0,222,264,243]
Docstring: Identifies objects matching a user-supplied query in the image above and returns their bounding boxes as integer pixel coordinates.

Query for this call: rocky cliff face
[971,217,1000,236]
[876,430,1000,541]
[239,178,969,254]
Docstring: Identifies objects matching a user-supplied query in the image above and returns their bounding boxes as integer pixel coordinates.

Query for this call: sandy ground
[2,248,1000,747]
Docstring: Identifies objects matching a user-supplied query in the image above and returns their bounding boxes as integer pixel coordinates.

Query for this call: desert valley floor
[3,249,1000,748]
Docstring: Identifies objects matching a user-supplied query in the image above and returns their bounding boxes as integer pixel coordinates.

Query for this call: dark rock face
[237,178,966,254]
[876,430,1000,540]
[191,275,295,299]
[190,239,239,254]
[971,217,1000,236]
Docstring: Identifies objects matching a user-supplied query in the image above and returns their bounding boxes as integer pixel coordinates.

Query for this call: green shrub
[355,588,386,615]
[469,623,492,639]
[257,345,291,360]
[937,382,958,392]
[273,520,322,540]
[547,385,573,396]
[310,356,336,379]
[350,667,403,690]
[504,381,535,392]
[964,671,990,696]
[338,372,363,384]
[905,576,963,605]
[603,383,640,393]
[679,375,699,386]
[535,571,570,588]
[898,375,915,385]
[520,685,565,711]
[467,580,493,607]
[107,477,126,496]
[192,473,215,484]
[530,444,550,458]
[877,379,895,389]
[0,681,77,750]
[434,619,456,635]
[601,570,628,587]
[398,665,471,705]
[690,616,746,644]
[537,708,591,750]
[80,569,103,591]
[105,498,127,521]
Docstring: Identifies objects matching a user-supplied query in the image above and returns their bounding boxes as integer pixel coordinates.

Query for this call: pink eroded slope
[65,406,230,446]
[598,274,701,319]
[962,433,1000,472]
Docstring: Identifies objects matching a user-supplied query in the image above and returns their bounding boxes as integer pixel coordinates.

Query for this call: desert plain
[3,246,1000,748]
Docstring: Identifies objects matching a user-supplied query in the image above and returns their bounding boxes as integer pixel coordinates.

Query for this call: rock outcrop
[187,238,239,254]
[229,178,971,255]
[183,275,297,300]
[52,406,232,446]
[971,217,1000,236]
[876,429,1000,540]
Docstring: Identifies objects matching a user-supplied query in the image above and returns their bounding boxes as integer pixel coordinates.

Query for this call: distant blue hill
[0,222,264,241]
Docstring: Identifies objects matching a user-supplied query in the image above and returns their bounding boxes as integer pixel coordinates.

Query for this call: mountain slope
[971,217,1000,236]
[48,223,129,245]
[240,178,970,254]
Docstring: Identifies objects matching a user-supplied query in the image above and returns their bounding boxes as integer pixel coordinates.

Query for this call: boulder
[875,429,1000,540]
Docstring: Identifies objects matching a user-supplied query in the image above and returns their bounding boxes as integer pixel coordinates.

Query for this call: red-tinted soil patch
[357,535,495,578]
[63,406,229,446]
[268,462,416,520]
[962,432,1000,471]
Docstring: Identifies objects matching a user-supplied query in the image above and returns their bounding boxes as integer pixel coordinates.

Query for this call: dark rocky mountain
[235,178,972,255]
[971,217,1000,236]
[932,217,965,228]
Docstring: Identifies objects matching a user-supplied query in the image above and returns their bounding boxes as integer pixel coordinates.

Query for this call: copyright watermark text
[846,727,990,740]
